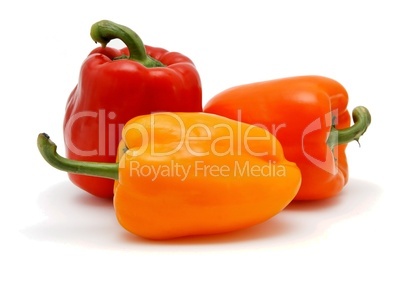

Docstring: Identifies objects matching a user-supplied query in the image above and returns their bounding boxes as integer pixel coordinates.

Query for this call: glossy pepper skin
[63,20,202,199]
[37,112,301,240]
[204,76,371,200]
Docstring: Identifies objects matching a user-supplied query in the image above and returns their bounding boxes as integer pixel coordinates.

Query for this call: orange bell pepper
[37,112,301,240]
[204,76,371,200]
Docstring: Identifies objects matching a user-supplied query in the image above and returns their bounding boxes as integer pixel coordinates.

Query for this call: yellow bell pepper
[38,112,301,240]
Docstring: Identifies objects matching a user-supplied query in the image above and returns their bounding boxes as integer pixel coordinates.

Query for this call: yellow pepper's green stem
[90,19,164,67]
[327,106,371,148]
[37,133,118,180]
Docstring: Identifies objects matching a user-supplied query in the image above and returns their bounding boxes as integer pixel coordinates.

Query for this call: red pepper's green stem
[90,20,164,67]
[37,133,118,180]
[327,106,371,148]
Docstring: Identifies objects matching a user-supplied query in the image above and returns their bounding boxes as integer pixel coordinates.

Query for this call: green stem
[37,133,118,180]
[327,106,371,148]
[90,20,164,67]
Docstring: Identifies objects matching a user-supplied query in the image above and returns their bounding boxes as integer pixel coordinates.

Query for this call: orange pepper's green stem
[37,133,118,180]
[327,106,371,148]
[90,20,164,67]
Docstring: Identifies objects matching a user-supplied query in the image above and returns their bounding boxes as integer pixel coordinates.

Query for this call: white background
[1,0,401,284]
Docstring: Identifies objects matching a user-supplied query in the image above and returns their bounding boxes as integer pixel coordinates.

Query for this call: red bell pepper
[63,20,202,198]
